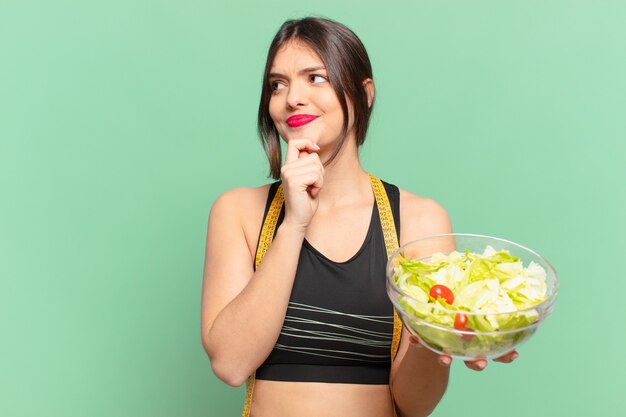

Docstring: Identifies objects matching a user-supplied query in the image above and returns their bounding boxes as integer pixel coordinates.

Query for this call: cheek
[320,92,347,124]
[268,98,288,139]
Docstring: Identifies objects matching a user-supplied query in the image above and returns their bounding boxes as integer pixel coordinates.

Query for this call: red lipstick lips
[286,114,318,128]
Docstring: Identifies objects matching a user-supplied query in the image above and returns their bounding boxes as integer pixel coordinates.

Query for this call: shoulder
[208,184,273,237]
[398,188,452,243]
[210,184,272,219]
[208,184,274,253]
[211,184,271,206]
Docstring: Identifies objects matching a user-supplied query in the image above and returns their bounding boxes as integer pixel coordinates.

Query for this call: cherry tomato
[454,313,468,329]
[460,330,474,341]
[429,285,454,305]
[454,313,474,340]
[460,332,474,341]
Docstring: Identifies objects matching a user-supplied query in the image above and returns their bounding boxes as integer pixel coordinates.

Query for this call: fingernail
[440,357,451,366]
[408,337,421,347]
[477,361,486,369]
[511,352,519,360]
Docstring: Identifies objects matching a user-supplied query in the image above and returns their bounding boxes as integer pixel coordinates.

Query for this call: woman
[201,17,517,417]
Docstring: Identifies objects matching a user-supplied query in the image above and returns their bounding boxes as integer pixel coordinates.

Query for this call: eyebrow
[268,66,327,78]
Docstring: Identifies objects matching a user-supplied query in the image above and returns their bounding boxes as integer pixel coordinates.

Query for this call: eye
[310,74,328,84]
[270,80,286,91]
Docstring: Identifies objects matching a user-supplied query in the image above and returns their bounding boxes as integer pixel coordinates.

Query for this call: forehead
[270,40,325,72]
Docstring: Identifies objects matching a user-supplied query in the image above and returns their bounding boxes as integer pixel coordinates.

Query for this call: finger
[281,156,324,183]
[284,170,324,194]
[464,359,487,371]
[407,335,423,348]
[305,171,324,198]
[283,152,323,170]
[309,186,320,199]
[285,139,320,163]
[493,350,519,364]
[281,158,324,192]
[281,160,324,186]
[438,354,452,367]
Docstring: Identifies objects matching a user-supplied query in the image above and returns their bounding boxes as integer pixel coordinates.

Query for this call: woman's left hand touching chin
[408,335,519,371]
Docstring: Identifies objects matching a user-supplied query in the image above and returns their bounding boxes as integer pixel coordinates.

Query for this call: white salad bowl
[386,234,558,360]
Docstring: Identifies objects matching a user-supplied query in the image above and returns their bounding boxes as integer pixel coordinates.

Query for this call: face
[268,41,353,150]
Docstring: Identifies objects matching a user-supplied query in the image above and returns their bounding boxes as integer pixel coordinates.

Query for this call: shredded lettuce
[393,246,548,356]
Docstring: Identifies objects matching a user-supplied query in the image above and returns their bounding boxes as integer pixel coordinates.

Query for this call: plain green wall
[1,0,624,416]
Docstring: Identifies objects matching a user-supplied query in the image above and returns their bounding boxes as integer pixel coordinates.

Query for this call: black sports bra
[254,180,401,384]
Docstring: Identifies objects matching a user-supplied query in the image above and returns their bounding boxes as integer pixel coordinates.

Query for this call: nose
[285,81,307,109]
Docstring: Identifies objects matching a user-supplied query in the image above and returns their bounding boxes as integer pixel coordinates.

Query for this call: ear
[362,78,375,108]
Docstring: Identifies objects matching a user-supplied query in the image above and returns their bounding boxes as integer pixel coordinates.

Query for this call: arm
[201,189,306,386]
[392,333,450,417]
[389,193,519,416]
[201,140,323,387]
[391,193,452,417]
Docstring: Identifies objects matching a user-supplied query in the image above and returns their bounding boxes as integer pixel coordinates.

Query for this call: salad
[392,246,549,357]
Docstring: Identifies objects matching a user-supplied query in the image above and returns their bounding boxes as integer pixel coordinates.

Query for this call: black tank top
[255,181,401,384]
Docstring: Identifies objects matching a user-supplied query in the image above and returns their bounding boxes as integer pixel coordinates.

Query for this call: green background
[1,0,624,416]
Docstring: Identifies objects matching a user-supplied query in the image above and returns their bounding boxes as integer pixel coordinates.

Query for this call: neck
[315,140,372,208]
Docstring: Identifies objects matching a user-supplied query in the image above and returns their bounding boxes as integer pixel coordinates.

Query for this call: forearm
[392,346,450,417]
[205,223,305,385]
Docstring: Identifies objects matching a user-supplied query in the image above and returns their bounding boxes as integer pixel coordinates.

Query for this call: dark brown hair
[258,17,375,179]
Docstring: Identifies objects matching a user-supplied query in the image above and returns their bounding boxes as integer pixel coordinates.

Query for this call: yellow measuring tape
[242,174,402,417]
